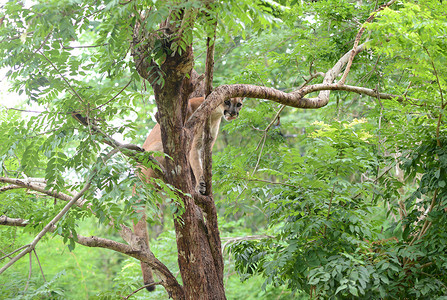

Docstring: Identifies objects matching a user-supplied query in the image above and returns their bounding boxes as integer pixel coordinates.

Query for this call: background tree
[1,0,446,299]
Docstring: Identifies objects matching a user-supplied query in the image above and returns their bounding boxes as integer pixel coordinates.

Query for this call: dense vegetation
[1,0,446,299]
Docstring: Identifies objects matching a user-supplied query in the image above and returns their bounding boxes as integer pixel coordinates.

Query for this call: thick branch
[118,225,184,298]
[202,11,218,196]
[204,13,217,97]
[185,43,368,132]
[186,81,410,134]
[193,192,224,282]
[0,215,27,227]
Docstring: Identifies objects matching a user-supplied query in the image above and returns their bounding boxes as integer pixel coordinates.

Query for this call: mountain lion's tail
[134,216,155,291]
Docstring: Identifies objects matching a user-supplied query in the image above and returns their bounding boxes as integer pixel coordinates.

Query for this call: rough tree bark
[131,5,227,299]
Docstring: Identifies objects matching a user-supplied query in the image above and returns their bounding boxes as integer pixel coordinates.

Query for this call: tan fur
[134,96,243,291]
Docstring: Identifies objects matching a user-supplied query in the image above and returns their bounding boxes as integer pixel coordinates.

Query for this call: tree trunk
[132,18,226,296]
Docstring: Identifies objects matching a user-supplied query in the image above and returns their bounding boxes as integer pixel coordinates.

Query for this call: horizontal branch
[222,235,274,253]
[186,42,418,135]
[0,185,25,192]
[0,215,27,227]
[0,177,75,203]
[62,43,108,49]
[185,43,367,131]
[186,82,408,132]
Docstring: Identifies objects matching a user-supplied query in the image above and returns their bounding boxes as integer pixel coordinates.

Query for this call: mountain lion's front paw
[197,176,206,195]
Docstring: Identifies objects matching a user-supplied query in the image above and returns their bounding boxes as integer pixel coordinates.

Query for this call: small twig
[38,51,85,104]
[2,107,73,115]
[352,164,396,199]
[417,190,438,241]
[33,249,46,282]
[423,46,445,109]
[252,104,285,176]
[25,252,32,291]
[252,134,267,176]
[119,0,133,5]
[323,168,339,236]
[251,71,322,175]
[423,46,445,147]
[407,189,438,250]
[0,244,30,261]
[246,177,298,188]
[62,43,108,49]
[264,105,286,132]
[122,281,162,299]
[92,79,133,111]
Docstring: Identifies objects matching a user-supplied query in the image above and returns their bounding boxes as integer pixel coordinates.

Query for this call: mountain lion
[134,96,243,291]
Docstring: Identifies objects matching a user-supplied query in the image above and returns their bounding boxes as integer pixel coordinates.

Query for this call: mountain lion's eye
[236,103,242,107]
[224,100,230,105]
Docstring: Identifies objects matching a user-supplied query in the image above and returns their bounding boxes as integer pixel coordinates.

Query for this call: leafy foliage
[1,0,447,298]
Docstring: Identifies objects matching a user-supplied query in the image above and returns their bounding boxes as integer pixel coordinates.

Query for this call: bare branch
[204,13,217,97]
[70,114,166,180]
[118,225,184,297]
[33,249,46,282]
[0,185,24,192]
[25,252,32,291]
[0,177,79,203]
[0,215,28,227]
[62,43,108,49]
[187,79,413,134]
[0,244,30,261]
[202,10,218,196]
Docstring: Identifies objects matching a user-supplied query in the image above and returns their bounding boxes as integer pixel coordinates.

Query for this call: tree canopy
[1,0,446,299]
